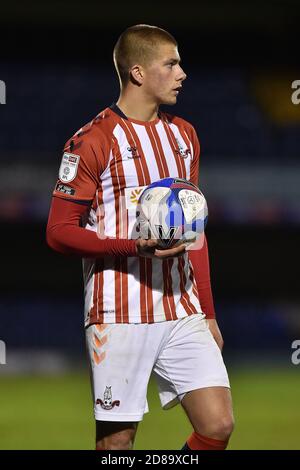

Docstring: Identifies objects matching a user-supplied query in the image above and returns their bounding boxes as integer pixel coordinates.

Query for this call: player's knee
[195,415,234,442]
[96,431,135,450]
[207,416,235,441]
[218,416,234,441]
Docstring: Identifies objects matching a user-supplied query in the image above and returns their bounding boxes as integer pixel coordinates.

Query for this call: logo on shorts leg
[96,386,120,410]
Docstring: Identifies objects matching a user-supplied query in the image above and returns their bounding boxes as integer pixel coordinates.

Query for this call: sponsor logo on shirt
[126,146,141,159]
[124,186,147,210]
[55,183,75,195]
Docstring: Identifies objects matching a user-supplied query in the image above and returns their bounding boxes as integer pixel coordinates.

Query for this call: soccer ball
[136,177,208,249]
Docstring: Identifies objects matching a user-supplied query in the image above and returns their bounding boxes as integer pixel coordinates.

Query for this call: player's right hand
[135,239,187,259]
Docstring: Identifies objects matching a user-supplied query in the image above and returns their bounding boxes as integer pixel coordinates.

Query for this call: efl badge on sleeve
[59,152,80,183]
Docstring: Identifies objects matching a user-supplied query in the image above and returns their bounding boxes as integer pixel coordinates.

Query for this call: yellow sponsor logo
[130,188,144,205]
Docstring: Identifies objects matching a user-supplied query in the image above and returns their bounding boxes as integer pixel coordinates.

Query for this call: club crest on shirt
[59,152,80,183]
[175,138,191,158]
[96,386,120,410]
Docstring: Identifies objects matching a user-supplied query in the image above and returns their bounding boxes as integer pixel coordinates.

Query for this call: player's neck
[116,92,159,123]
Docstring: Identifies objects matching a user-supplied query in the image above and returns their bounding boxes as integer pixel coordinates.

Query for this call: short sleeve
[53,130,107,203]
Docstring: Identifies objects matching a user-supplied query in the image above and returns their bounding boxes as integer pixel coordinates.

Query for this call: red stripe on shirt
[177,256,198,316]
[161,118,186,178]
[111,136,129,322]
[118,120,154,323]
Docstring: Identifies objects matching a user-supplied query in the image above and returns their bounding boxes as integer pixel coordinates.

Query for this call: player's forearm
[188,236,216,319]
[46,197,138,258]
[47,224,137,258]
[194,279,215,319]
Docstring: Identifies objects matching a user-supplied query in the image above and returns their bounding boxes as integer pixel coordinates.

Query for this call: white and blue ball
[136,177,208,248]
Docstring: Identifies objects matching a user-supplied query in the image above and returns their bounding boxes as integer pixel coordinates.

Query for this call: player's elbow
[46,226,55,251]
[46,224,58,252]
[46,224,67,255]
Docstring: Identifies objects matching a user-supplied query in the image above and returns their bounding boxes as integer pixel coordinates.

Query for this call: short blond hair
[113,24,177,86]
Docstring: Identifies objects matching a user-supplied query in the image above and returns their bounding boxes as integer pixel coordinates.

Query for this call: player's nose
[178,66,187,82]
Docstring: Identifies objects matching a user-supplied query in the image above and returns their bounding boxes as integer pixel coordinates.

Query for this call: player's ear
[130,65,144,86]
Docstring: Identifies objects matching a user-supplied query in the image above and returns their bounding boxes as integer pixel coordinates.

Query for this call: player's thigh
[181,386,234,437]
[96,420,139,447]
[153,315,230,410]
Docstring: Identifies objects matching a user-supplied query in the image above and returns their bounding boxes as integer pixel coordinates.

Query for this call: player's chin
[161,95,178,106]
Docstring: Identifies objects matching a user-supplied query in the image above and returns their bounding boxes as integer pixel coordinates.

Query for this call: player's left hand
[207,319,224,351]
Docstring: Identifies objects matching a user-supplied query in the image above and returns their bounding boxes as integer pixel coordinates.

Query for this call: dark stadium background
[0,0,299,449]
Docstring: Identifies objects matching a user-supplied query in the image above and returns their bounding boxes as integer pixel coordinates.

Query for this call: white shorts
[86,314,230,422]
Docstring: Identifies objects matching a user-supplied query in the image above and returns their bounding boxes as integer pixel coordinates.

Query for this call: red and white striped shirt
[52,104,204,325]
